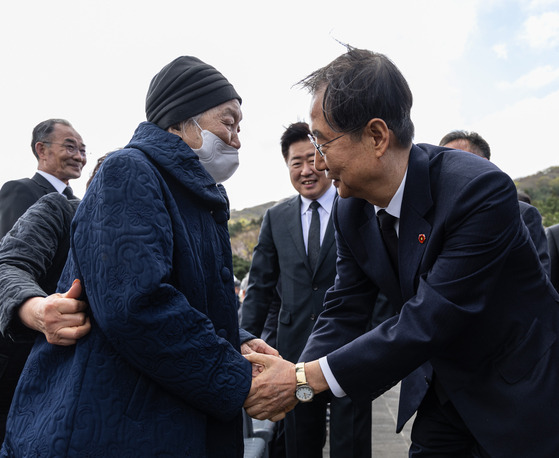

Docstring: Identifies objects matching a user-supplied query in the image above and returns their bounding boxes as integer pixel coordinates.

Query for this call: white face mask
[191,121,239,183]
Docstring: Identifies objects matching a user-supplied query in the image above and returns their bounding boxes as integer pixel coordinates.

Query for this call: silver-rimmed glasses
[307,126,361,157]
[43,141,87,157]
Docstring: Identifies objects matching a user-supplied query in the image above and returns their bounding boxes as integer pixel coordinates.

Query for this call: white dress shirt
[300,185,337,254]
[36,170,69,195]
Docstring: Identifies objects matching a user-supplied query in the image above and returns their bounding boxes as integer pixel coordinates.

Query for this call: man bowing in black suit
[245,47,559,457]
[0,118,86,237]
[241,122,371,458]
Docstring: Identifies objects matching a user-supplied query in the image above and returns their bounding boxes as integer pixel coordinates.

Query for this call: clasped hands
[242,344,298,422]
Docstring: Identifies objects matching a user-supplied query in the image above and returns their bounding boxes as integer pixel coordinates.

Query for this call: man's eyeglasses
[307,127,361,157]
[43,141,87,157]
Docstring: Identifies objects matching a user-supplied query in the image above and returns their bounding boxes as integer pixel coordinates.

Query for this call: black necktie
[63,186,76,200]
[308,201,321,269]
[377,209,399,273]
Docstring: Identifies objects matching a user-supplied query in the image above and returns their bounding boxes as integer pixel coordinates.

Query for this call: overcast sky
[1,0,558,210]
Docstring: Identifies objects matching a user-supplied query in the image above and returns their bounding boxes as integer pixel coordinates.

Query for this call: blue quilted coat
[2,122,253,457]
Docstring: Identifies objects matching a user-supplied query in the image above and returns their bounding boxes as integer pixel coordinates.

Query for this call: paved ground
[370,383,413,457]
[324,383,413,457]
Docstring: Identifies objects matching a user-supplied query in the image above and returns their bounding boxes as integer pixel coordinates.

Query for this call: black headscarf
[145,56,241,130]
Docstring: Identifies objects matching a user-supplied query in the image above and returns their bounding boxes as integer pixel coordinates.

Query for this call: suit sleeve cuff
[319,356,346,398]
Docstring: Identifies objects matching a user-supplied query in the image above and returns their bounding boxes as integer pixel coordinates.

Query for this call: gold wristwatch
[295,362,314,402]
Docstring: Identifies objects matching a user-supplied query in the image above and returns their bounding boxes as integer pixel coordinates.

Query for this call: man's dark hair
[298,46,414,147]
[31,119,73,159]
[517,190,532,204]
[439,130,491,160]
[280,122,311,160]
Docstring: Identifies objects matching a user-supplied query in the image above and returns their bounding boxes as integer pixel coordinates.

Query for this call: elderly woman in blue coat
[2,56,276,457]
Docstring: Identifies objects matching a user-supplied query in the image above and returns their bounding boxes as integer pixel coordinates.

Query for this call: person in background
[239,273,250,304]
[0,118,87,441]
[439,129,550,275]
[244,47,559,457]
[2,56,275,457]
[241,122,372,457]
[0,119,86,237]
[438,130,490,160]
[517,190,532,204]
[234,276,242,298]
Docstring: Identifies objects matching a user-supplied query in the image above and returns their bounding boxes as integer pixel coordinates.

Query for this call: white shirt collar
[300,184,337,214]
[374,168,408,218]
[36,170,68,194]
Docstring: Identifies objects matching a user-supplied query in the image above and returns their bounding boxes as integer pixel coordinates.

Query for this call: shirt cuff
[318,356,346,398]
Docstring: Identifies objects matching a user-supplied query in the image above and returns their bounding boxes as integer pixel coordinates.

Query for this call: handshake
[241,338,328,421]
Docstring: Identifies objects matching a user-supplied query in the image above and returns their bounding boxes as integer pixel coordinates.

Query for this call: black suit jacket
[300,144,559,457]
[0,173,57,238]
[240,194,337,363]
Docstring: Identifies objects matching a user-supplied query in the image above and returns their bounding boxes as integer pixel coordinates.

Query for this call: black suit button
[310,314,316,321]
[312,284,318,291]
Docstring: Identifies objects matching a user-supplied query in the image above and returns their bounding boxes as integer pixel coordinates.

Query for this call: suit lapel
[398,145,433,303]
[311,196,337,277]
[31,173,58,194]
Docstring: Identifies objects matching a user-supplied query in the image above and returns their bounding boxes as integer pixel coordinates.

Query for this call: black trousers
[283,392,372,458]
[410,384,491,457]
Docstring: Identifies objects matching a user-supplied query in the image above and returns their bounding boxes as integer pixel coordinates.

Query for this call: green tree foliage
[516,166,559,227]
[232,254,251,281]
[229,207,271,280]
[228,220,246,238]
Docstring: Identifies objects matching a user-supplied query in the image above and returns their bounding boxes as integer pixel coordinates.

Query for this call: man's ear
[364,118,390,158]
[35,142,47,160]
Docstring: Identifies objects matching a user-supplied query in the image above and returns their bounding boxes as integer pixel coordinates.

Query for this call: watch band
[295,362,307,385]
[295,362,314,402]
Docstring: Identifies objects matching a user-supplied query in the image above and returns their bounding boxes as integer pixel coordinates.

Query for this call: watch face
[296,385,314,402]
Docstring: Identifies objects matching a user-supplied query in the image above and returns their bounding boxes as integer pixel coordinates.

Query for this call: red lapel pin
[418,234,426,244]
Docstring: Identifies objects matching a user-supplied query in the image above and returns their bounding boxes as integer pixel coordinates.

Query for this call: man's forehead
[288,141,315,160]
[53,123,75,135]
[53,124,84,145]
